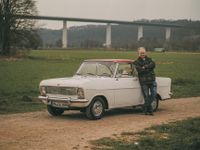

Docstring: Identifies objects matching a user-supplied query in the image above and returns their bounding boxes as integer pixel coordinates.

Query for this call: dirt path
[0,97,200,150]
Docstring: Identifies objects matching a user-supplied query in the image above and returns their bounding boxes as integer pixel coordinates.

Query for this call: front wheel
[85,97,105,120]
[47,105,64,116]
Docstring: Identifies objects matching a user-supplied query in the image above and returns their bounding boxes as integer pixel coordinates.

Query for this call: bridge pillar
[62,20,67,48]
[165,27,171,41]
[137,26,143,41]
[106,23,111,48]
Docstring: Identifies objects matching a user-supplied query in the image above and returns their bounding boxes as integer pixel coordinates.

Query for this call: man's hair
[138,47,146,52]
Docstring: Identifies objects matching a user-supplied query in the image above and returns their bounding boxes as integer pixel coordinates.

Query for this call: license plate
[51,101,70,108]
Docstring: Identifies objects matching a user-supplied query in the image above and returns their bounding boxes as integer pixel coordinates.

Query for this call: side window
[116,63,135,78]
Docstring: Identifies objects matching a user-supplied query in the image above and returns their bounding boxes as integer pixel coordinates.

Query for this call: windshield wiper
[86,73,95,76]
[99,73,111,77]
[75,73,95,76]
[75,73,82,75]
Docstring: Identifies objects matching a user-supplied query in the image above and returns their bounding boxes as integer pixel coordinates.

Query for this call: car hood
[40,75,115,90]
[40,76,92,87]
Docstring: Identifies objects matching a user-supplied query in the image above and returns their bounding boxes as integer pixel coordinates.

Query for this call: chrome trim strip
[38,96,89,103]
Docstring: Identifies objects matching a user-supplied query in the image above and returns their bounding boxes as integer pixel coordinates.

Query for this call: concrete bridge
[15,15,182,48]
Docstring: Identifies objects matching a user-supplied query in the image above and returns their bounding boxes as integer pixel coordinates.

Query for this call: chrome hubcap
[92,101,103,117]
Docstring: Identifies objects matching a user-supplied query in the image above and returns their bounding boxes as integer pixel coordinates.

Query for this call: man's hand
[143,65,150,69]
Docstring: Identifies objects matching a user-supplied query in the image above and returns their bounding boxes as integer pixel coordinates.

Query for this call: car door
[114,62,143,107]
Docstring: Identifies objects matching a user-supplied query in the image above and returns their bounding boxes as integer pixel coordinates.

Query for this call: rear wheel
[151,96,159,112]
[47,105,64,116]
[85,97,105,120]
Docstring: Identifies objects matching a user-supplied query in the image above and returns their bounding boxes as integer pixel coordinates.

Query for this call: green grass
[91,117,200,150]
[0,50,200,114]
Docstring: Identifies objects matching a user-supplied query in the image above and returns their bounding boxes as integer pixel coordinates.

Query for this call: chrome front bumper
[38,96,89,108]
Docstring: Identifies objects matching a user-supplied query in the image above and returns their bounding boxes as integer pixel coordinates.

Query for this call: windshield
[76,61,116,77]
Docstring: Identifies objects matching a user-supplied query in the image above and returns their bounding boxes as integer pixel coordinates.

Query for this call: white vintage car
[39,59,172,119]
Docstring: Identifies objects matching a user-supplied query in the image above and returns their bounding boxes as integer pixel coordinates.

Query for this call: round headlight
[77,88,84,99]
[40,86,46,96]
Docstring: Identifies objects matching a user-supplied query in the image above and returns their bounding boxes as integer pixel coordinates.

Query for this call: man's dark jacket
[134,56,156,85]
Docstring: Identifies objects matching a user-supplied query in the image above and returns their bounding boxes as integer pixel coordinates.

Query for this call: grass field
[91,117,200,150]
[0,50,200,114]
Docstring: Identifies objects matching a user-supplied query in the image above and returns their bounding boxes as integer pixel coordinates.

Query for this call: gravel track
[0,97,200,150]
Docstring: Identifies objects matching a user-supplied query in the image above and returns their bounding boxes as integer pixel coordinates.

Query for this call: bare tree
[0,0,37,55]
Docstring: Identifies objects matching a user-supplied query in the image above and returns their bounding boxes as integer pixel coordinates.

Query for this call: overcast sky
[35,0,200,29]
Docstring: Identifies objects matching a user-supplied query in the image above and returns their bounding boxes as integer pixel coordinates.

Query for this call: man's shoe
[143,106,148,115]
[149,112,154,116]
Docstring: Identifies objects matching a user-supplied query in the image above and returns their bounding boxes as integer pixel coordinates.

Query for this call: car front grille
[46,87,77,95]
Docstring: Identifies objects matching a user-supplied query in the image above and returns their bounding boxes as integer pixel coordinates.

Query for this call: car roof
[84,59,134,63]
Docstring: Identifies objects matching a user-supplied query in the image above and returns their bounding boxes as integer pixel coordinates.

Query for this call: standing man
[134,47,157,115]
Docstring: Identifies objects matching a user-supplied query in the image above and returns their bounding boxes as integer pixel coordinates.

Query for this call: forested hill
[38,20,200,51]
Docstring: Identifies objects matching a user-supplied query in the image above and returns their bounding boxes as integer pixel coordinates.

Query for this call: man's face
[138,49,146,59]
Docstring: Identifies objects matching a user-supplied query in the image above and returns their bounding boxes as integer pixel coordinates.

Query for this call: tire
[85,97,105,120]
[151,96,159,112]
[47,105,64,116]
